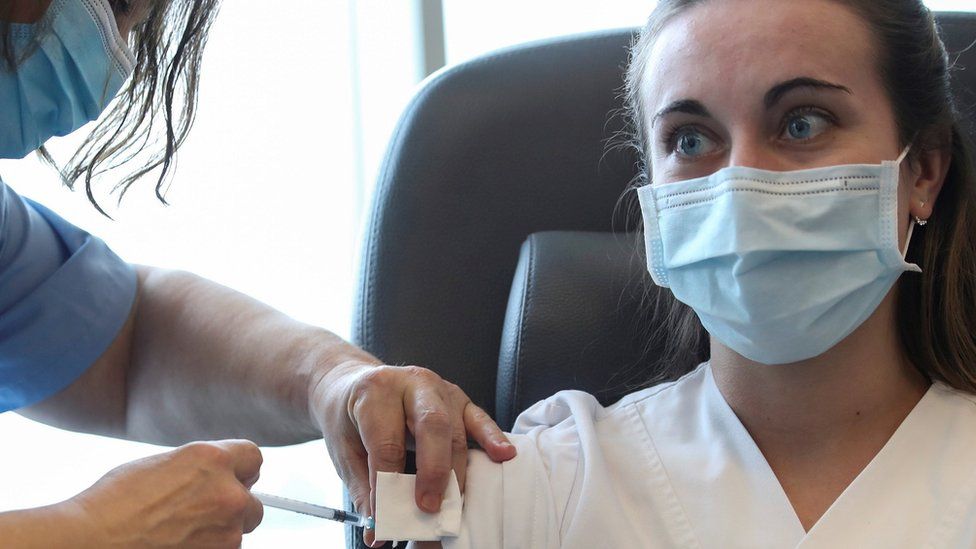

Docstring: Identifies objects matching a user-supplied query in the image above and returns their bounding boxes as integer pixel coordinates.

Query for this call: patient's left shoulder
[510,389,604,434]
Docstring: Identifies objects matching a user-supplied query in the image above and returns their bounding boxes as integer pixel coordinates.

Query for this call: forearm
[124,265,380,446]
[0,503,92,549]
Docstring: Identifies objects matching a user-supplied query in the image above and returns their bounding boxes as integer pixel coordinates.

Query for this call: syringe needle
[252,492,375,530]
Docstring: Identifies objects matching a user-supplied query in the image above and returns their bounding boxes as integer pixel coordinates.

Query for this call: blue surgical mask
[636,146,919,365]
[0,0,134,159]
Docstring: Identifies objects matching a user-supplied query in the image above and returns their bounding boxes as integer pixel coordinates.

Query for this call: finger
[404,381,454,513]
[242,490,264,534]
[353,393,408,536]
[241,471,261,489]
[445,390,474,494]
[335,442,372,517]
[329,442,376,547]
[464,403,517,462]
[214,439,264,484]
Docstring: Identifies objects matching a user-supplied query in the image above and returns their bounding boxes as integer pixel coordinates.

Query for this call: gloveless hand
[311,362,517,548]
[67,440,264,548]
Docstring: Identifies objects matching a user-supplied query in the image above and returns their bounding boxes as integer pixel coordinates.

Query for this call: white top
[443,363,976,548]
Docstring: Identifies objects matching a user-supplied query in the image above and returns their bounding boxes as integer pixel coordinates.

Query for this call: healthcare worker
[0,0,515,547]
[404,0,976,547]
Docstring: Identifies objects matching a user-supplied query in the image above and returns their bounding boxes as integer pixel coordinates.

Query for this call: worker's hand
[68,440,264,548]
[311,362,517,548]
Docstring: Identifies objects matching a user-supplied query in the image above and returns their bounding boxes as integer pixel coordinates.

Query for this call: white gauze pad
[374,470,462,542]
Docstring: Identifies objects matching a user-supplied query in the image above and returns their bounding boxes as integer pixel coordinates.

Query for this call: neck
[709,293,930,461]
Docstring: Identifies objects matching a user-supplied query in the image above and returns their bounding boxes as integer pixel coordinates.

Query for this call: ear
[908,143,952,223]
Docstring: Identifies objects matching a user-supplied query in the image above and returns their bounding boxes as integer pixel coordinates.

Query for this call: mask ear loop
[896,143,912,165]
[897,140,917,262]
[902,219,916,260]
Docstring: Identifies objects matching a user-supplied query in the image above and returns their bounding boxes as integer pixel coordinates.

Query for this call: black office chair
[347,14,976,548]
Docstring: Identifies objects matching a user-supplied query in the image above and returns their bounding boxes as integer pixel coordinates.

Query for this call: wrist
[306,358,381,433]
[59,495,112,549]
[0,499,103,549]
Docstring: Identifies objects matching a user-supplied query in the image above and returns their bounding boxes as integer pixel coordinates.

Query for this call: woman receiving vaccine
[409,0,976,547]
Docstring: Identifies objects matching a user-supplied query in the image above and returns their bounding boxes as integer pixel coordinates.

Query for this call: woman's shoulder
[510,362,711,435]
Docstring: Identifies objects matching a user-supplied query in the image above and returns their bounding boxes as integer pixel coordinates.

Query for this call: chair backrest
[496,231,653,430]
[353,29,641,419]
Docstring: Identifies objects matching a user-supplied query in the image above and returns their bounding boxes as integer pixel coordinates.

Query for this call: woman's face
[641,0,903,185]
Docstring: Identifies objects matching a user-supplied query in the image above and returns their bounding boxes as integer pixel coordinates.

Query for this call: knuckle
[181,441,227,464]
[347,485,370,511]
[416,408,452,433]
[356,366,396,394]
[241,441,263,466]
[469,404,491,423]
[443,380,465,398]
[452,429,469,452]
[245,504,265,533]
[403,365,441,383]
[372,440,407,465]
[216,486,250,515]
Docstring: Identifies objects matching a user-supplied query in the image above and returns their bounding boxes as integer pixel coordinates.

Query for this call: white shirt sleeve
[445,391,602,549]
[443,434,560,549]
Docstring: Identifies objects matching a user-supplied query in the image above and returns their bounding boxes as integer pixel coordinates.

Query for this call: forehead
[641,0,880,118]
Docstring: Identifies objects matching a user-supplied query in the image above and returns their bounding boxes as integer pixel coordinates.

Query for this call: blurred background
[0,0,972,546]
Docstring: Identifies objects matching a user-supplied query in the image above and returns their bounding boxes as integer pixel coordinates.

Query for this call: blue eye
[673,129,717,158]
[783,111,832,141]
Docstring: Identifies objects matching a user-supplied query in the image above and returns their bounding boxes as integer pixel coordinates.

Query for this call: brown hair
[0,0,220,215]
[622,0,976,393]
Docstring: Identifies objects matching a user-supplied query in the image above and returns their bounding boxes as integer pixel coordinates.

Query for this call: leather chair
[347,13,976,548]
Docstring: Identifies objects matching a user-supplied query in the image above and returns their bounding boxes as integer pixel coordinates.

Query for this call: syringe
[253,492,375,530]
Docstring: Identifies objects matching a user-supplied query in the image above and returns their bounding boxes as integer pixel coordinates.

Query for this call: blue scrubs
[0,177,136,412]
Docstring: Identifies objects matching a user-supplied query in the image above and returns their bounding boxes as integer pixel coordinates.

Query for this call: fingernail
[421,493,441,513]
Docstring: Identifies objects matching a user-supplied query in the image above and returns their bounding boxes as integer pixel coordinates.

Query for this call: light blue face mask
[0,0,135,159]
[637,146,919,365]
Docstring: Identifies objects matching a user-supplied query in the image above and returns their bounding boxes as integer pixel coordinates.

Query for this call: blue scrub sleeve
[0,179,136,412]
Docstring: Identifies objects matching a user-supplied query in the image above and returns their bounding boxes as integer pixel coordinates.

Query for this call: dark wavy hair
[0,0,220,215]
[623,0,976,393]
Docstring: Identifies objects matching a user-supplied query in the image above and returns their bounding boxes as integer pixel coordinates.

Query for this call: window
[0,1,423,546]
[444,0,975,66]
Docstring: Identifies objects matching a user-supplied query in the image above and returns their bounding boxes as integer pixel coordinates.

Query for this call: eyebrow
[651,99,712,128]
[650,77,853,128]
[763,77,853,108]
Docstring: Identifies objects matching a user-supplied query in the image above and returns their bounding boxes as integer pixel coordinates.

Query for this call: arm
[21,265,374,445]
[0,504,88,549]
[19,264,516,547]
[0,440,265,549]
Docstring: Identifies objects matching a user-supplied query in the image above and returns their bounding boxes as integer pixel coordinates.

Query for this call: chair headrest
[496,231,655,430]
